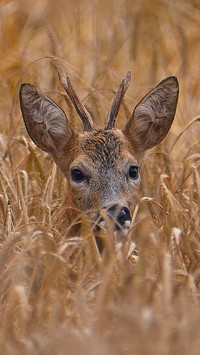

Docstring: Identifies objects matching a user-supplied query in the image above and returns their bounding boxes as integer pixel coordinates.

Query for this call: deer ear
[124,77,179,151]
[19,83,73,156]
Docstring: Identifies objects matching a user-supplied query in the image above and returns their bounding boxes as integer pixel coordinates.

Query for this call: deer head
[19,71,179,236]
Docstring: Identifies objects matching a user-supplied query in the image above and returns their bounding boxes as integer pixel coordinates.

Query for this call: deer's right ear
[19,83,73,156]
[124,77,179,152]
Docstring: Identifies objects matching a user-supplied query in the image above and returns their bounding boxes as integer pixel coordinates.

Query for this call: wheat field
[0,0,200,354]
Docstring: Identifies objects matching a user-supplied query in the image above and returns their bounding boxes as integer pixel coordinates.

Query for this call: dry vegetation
[0,0,200,354]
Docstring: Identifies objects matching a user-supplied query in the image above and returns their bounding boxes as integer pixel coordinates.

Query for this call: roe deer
[19,71,179,238]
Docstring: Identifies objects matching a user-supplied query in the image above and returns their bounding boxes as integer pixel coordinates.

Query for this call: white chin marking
[124,220,131,229]
[96,218,131,238]
[114,228,129,240]
[117,220,131,238]
[99,220,106,228]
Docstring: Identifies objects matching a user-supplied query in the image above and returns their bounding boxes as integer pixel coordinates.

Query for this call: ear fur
[19,83,73,156]
[124,76,179,151]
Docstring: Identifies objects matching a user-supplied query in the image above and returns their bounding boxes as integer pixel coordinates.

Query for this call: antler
[105,71,131,130]
[58,70,94,132]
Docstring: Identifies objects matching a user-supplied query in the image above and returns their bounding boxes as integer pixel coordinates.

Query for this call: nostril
[117,207,131,226]
[100,204,132,231]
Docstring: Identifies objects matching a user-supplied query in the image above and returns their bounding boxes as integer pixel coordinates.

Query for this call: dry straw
[0,0,200,354]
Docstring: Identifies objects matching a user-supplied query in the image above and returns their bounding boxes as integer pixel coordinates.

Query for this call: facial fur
[59,129,141,219]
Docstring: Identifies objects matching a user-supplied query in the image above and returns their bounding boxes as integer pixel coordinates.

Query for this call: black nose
[107,204,131,229]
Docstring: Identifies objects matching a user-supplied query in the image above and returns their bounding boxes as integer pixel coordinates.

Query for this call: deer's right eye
[71,168,85,182]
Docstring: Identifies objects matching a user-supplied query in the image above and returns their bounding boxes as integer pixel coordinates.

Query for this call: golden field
[0,0,200,353]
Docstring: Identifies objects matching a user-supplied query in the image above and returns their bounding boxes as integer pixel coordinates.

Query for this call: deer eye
[71,168,85,182]
[129,165,139,180]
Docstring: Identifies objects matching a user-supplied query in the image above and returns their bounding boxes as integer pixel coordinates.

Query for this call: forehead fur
[58,129,142,175]
[79,129,125,165]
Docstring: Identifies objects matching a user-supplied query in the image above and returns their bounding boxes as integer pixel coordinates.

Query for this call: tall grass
[0,0,200,353]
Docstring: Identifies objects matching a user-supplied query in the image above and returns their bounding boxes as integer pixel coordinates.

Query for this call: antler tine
[105,70,131,130]
[58,70,94,132]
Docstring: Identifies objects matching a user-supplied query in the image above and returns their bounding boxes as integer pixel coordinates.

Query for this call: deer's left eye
[129,165,139,180]
[71,168,85,182]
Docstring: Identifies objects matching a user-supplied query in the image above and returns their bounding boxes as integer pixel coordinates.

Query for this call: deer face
[62,129,141,231]
[19,72,179,234]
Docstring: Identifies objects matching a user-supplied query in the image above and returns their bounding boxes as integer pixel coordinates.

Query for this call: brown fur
[19,76,179,235]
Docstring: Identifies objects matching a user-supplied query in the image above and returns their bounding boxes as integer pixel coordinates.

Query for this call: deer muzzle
[95,203,132,235]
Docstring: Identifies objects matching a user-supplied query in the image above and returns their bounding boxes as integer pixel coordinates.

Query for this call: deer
[19,71,179,245]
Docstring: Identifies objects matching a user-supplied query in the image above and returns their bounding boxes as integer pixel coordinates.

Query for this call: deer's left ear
[19,83,73,157]
[124,77,179,151]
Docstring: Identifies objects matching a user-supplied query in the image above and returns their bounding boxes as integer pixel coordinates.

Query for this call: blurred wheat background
[0,0,200,354]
